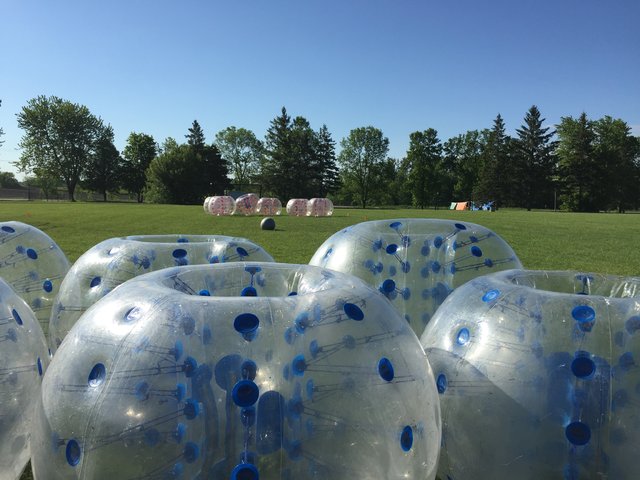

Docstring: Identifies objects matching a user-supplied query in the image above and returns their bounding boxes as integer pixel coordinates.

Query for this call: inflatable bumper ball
[0,221,70,336]
[207,196,235,216]
[310,219,521,336]
[32,263,441,480]
[203,196,212,213]
[256,197,282,216]
[234,193,259,216]
[421,269,640,480]
[49,235,274,353]
[286,198,308,217]
[0,278,49,480]
[307,198,334,217]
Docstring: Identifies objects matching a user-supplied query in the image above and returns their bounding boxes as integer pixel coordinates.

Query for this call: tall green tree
[406,129,444,208]
[145,142,229,204]
[442,130,487,201]
[215,126,263,188]
[314,125,340,197]
[592,116,639,212]
[261,107,294,199]
[338,126,389,208]
[15,95,106,201]
[122,132,157,203]
[514,106,557,210]
[556,113,597,212]
[186,120,206,153]
[82,125,123,201]
[474,114,513,207]
[289,116,320,198]
[0,171,21,188]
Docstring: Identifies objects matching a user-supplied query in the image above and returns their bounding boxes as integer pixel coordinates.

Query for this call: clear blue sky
[1,0,638,179]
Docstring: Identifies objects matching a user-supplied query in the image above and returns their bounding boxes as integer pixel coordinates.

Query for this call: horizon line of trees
[2,95,639,212]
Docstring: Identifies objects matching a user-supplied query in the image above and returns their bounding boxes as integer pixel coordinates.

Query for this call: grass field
[1,201,638,276]
[3,201,638,479]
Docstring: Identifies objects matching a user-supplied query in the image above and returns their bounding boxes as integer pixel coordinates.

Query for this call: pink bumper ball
[234,193,259,216]
[286,198,308,217]
[307,198,334,217]
[207,196,235,216]
[256,197,282,216]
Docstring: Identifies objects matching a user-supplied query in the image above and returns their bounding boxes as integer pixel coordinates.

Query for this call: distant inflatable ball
[0,278,49,480]
[203,196,212,213]
[421,270,640,480]
[234,193,259,216]
[260,217,276,231]
[206,196,235,216]
[32,263,441,479]
[310,219,521,335]
[256,197,282,216]
[307,198,334,217]
[286,198,308,216]
[49,234,274,353]
[0,221,70,336]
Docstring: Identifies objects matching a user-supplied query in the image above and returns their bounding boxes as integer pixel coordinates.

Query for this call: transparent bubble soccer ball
[234,194,259,216]
[33,263,441,480]
[207,196,236,216]
[307,198,334,217]
[309,218,522,336]
[421,269,640,480]
[49,235,275,353]
[0,221,70,337]
[0,278,49,480]
[285,199,308,217]
[256,198,282,216]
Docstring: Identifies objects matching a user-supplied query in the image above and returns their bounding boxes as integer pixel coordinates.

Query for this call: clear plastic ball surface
[0,278,49,480]
[49,235,275,352]
[307,198,334,217]
[285,198,308,217]
[32,263,441,480]
[309,219,522,336]
[256,198,282,216]
[206,196,235,216]
[420,269,640,480]
[0,221,70,336]
[234,193,259,216]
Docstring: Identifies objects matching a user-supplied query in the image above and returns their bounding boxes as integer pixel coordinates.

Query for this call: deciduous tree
[338,126,389,208]
[82,126,123,201]
[556,113,597,211]
[15,95,105,201]
[122,132,157,203]
[215,126,263,188]
[0,171,21,188]
[145,142,229,204]
[592,116,639,212]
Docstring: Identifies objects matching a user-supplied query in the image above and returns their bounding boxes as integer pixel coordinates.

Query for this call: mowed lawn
[0,201,638,276]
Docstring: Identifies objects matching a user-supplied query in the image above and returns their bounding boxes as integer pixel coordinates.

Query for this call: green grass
[1,201,638,275]
[5,201,639,479]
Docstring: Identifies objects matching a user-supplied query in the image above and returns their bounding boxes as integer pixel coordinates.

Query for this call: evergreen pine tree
[315,125,340,197]
[474,114,513,208]
[186,120,206,153]
[514,106,557,210]
[262,107,293,199]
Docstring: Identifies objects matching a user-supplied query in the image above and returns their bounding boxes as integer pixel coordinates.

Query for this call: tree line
[3,95,639,212]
